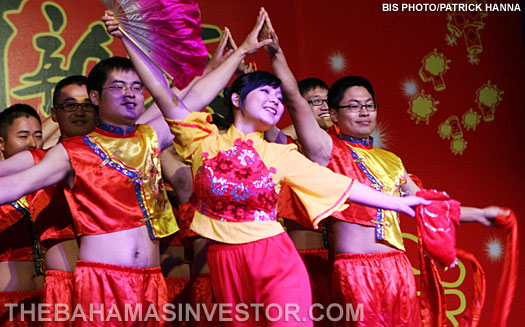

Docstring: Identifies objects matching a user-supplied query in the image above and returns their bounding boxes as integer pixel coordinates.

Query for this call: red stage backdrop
[0,1,523,326]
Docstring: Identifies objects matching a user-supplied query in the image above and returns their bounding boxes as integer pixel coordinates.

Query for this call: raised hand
[260,8,280,56]
[204,27,235,74]
[102,10,122,38]
[222,29,256,76]
[237,8,274,56]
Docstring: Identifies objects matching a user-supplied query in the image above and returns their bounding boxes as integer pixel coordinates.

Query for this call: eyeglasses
[54,102,95,112]
[307,99,328,106]
[102,83,145,94]
[337,102,378,113]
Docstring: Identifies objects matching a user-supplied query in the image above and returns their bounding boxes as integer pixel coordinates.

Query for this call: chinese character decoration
[10,2,111,115]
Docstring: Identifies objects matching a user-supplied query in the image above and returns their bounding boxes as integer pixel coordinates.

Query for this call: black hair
[297,78,329,97]
[0,104,41,140]
[328,76,375,110]
[87,57,135,94]
[223,71,282,110]
[53,75,88,106]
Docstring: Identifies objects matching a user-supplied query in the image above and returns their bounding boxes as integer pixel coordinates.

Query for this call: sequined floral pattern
[195,138,279,223]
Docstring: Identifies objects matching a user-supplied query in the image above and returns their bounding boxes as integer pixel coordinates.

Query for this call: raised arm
[136,27,237,125]
[103,10,190,122]
[181,9,272,112]
[0,144,71,204]
[262,9,332,166]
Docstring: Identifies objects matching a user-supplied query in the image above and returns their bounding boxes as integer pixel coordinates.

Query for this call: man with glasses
[279,78,332,140]
[267,26,503,324]
[51,75,97,140]
[32,75,95,325]
[0,57,178,325]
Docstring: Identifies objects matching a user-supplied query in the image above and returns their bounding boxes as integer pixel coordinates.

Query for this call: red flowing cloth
[455,249,486,327]
[411,176,518,326]
[415,189,461,268]
[490,209,518,327]
[411,176,485,327]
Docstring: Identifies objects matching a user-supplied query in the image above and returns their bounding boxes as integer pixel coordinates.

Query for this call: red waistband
[75,260,161,275]
[335,250,405,261]
[207,232,288,252]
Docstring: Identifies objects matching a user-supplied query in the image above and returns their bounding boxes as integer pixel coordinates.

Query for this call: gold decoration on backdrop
[419,49,451,91]
[450,138,468,155]
[407,90,439,125]
[461,109,481,131]
[438,116,467,155]
[445,0,488,65]
[475,80,503,122]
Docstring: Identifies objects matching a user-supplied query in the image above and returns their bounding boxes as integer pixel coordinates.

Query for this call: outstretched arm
[402,171,506,226]
[262,9,332,165]
[0,144,71,204]
[459,206,508,227]
[0,150,37,177]
[349,182,429,218]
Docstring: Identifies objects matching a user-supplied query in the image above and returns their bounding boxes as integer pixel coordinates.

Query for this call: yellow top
[166,112,355,244]
[347,143,406,251]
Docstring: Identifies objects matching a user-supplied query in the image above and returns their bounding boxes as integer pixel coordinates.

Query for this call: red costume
[0,150,46,327]
[326,128,421,327]
[57,122,178,326]
[167,112,357,327]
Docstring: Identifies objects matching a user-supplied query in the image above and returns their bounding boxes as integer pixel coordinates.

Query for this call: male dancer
[37,75,95,326]
[263,13,502,326]
[0,104,44,326]
[0,58,178,326]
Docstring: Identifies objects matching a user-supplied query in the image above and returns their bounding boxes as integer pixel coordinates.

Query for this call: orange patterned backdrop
[1,1,523,326]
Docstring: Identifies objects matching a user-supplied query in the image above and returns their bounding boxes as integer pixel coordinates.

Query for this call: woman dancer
[104,8,428,326]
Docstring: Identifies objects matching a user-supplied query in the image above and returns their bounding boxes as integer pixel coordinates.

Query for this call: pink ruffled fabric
[107,0,208,89]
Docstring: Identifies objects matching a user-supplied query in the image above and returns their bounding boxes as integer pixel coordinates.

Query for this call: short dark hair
[0,104,41,140]
[224,71,282,108]
[221,71,282,130]
[87,57,135,94]
[53,75,88,106]
[297,78,329,97]
[328,76,375,110]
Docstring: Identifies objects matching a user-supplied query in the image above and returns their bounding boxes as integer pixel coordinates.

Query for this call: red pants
[165,276,190,327]
[332,251,422,327]
[298,249,332,327]
[43,270,74,327]
[207,232,313,327]
[0,289,43,327]
[72,260,168,327]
